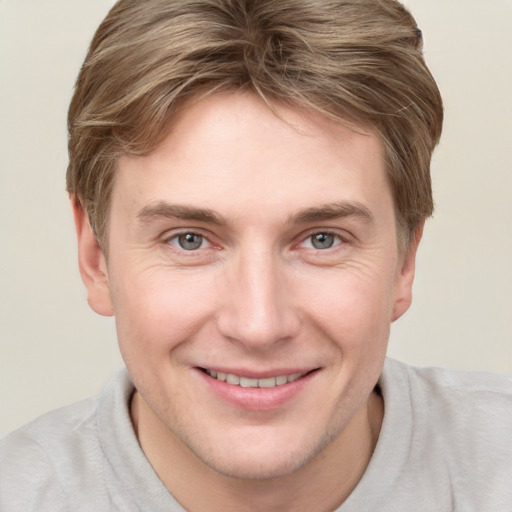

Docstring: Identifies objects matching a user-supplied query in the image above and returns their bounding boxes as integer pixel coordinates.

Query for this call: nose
[216,247,301,350]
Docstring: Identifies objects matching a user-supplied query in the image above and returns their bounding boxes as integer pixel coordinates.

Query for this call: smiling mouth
[199,368,315,388]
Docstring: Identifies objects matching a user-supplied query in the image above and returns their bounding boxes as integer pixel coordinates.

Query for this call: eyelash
[298,231,345,251]
[165,231,211,252]
[163,229,347,255]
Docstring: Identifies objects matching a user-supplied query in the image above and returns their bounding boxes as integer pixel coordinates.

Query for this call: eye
[169,232,209,251]
[302,232,342,250]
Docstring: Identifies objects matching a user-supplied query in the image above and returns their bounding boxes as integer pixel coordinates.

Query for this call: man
[1,0,511,510]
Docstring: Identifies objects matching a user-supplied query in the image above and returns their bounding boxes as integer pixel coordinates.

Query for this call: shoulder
[0,370,132,511]
[382,359,512,505]
[385,355,512,394]
[388,358,512,422]
[342,360,512,510]
[384,358,512,437]
[0,397,97,511]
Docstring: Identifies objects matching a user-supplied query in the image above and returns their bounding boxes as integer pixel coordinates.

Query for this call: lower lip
[196,369,318,411]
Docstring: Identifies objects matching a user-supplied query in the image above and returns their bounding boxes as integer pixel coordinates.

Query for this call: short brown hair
[67,0,443,251]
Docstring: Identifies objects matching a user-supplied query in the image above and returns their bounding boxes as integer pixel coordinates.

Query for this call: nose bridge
[217,242,299,348]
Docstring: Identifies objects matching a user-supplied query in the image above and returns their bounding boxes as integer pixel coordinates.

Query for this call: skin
[73,92,420,511]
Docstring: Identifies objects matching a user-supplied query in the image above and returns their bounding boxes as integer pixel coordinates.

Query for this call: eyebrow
[137,202,227,225]
[288,201,374,225]
[136,200,373,227]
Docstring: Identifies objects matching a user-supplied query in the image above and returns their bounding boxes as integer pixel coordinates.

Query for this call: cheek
[299,264,396,349]
[110,266,218,359]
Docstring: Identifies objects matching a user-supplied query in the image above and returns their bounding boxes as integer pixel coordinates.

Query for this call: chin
[190,428,337,481]
[202,452,309,481]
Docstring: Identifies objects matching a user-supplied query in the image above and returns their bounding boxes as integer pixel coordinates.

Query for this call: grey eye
[310,233,336,249]
[176,233,204,250]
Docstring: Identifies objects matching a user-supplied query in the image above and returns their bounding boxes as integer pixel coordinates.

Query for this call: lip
[194,367,319,411]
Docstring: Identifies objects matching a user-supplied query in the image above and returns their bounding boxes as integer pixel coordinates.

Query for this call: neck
[131,391,383,512]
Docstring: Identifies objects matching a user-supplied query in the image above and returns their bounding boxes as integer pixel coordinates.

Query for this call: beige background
[1,0,511,436]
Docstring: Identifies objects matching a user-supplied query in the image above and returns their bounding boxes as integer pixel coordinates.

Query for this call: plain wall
[1,0,511,436]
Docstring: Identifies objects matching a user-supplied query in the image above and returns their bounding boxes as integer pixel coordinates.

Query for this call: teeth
[226,374,240,385]
[240,377,259,388]
[275,375,288,385]
[205,369,306,388]
[258,377,276,388]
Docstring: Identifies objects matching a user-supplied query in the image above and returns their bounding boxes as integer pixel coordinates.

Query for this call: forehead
[112,92,392,225]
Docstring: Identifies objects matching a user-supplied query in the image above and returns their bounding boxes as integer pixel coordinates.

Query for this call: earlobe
[391,224,424,322]
[71,195,114,317]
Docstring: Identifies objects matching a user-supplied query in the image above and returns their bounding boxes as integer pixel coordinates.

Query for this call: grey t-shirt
[1,358,512,511]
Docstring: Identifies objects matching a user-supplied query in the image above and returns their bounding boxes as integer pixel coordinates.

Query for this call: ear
[391,224,424,322]
[71,195,114,317]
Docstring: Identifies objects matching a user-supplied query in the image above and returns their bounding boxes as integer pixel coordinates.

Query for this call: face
[77,92,418,480]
